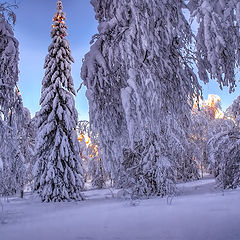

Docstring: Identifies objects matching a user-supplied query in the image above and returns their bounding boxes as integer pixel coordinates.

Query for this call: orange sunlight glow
[78,134,99,158]
[193,94,224,119]
[204,95,224,119]
[52,14,65,29]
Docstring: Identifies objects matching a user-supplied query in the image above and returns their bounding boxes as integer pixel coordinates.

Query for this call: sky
[11,0,240,119]
[14,0,97,120]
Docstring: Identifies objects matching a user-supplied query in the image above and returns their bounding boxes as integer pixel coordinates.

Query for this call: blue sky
[13,0,240,119]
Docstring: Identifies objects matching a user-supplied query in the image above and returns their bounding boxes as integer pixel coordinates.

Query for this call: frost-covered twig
[0,2,18,25]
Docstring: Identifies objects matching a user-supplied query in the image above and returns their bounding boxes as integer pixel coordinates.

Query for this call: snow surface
[0,178,240,240]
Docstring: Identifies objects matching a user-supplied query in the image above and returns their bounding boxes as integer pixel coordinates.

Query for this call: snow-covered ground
[0,178,240,240]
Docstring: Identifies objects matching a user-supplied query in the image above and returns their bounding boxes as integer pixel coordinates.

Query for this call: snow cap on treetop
[57,0,63,11]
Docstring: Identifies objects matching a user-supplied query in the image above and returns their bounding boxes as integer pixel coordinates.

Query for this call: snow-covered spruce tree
[0,4,26,197]
[34,0,83,202]
[188,0,240,92]
[82,0,202,197]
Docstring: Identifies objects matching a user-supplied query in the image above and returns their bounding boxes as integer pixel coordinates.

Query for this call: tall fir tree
[34,0,84,202]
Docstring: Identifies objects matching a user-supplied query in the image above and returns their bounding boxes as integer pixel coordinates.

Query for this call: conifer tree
[34,0,84,202]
